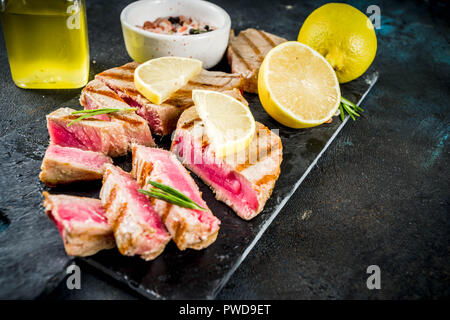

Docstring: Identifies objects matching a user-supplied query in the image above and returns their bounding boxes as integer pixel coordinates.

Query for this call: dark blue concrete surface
[1,0,448,299]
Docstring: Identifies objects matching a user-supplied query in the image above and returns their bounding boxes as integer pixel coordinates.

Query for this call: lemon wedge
[134,57,202,104]
[258,41,341,128]
[192,90,256,157]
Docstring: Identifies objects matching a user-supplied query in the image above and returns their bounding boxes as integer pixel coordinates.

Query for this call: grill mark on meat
[85,88,125,101]
[188,77,234,89]
[170,89,192,96]
[100,72,134,82]
[113,113,145,125]
[123,87,140,96]
[255,174,277,186]
[62,114,105,122]
[235,148,273,173]
[257,129,275,161]
[230,128,278,172]
[181,117,201,129]
[104,185,118,220]
[141,161,153,187]
[107,87,142,108]
[120,64,137,71]
[173,220,187,245]
[235,163,253,172]
[160,203,171,223]
[229,46,252,71]
[102,169,111,185]
[115,201,128,234]
[116,203,131,256]
[257,29,277,47]
[240,32,264,61]
[256,128,261,162]
[131,149,136,168]
[195,74,240,80]
[104,184,131,255]
[187,82,223,89]
[135,161,173,223]
[201,136,210,151]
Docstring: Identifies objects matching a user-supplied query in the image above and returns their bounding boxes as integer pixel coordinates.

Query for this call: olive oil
[0,0,89,89]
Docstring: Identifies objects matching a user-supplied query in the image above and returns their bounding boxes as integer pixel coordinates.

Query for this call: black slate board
[83,70,378,299]
[0,55,377,299]
[0,68,377,300]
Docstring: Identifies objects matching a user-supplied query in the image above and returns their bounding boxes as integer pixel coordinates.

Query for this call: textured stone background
[1,0,448,299]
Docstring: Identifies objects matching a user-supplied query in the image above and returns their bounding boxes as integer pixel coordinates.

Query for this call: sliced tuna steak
[111,111,154,148]
[80,79,132,113]
[42,192,115,257]
[47,107,128,157]
[47,107,154,157]
[131,145,220,250]
[80,80,155,147]
[100,164,170,260]
[171,106,283,220]
[39,144,113,187]
[96,62,243,135]
[167,70,244,108]
[227,28,287,93]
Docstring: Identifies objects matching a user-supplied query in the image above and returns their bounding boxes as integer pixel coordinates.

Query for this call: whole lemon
[298,3,377,83]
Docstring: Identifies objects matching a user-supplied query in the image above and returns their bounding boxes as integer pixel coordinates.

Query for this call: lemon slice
[135,57,202,104]
[192,90,256,157]
[258,41,341,128]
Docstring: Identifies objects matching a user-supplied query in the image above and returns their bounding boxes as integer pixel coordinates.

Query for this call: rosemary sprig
[67,108,137,127]
[339,97,364,121]
[147,181,196,204]
[138,180,207,211]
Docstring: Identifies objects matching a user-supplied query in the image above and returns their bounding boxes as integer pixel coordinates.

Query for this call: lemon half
[258,41,341,128]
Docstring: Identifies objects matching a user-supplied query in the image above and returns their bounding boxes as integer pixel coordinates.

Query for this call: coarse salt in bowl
[120,0,231,69]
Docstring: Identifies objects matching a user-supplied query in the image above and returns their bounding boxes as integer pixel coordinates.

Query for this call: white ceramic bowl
[120,0,231,69]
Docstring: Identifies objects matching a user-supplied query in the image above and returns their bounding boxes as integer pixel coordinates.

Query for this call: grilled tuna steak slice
[47,107,154,157]
[227,28,287,93]
[95,62,243,135]
[80,79,131,112]
[110,111,154,147]
[168,70,244,108]
[131,145,220,250]
[100,164,170,260]
[39,144,113,187]
[80,80,155,146]
[43,192,115,257]
[47,107,128,157]
[171,107,283,220]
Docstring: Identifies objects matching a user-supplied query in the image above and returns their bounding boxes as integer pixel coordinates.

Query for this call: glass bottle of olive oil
[0,0,89,89]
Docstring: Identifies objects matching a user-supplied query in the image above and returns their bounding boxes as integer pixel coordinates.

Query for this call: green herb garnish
[339,97,364,121]
[138,180,207,211]
[67,108,137,127]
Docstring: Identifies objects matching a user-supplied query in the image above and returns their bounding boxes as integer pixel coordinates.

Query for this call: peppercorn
[168,16,180,24]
